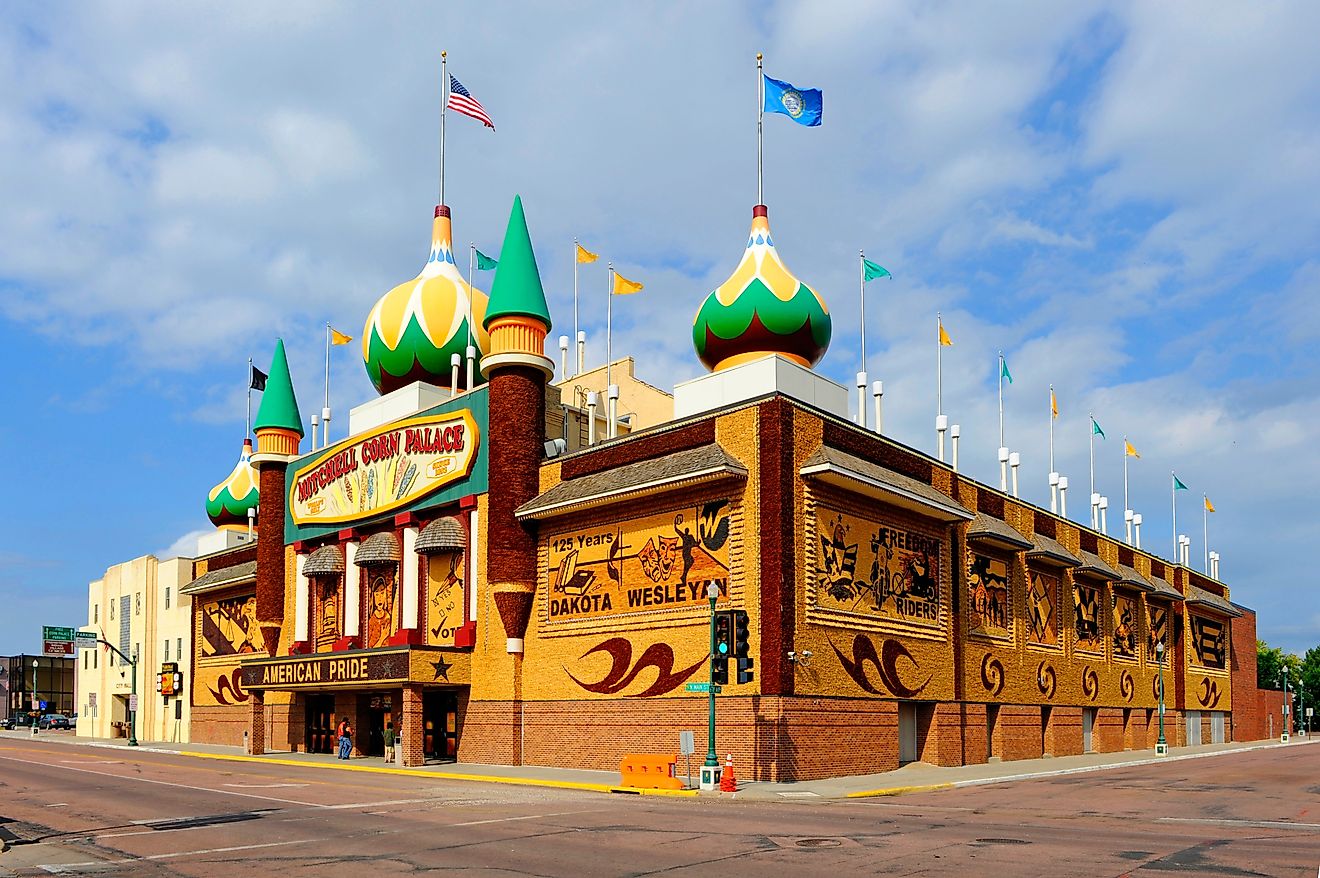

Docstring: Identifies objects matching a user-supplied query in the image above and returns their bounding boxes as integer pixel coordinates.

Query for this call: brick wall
[993,705,1044,761]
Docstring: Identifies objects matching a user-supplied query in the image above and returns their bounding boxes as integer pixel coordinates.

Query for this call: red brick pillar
[1045,706,1083,756]
[247,691,265,755]
[402,684,424,767]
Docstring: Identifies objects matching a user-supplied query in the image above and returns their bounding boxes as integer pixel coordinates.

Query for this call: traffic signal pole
[98,638,138,747]
[705,587,718,772]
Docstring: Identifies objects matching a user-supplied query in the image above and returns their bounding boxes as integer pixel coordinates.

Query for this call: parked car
[38,714,71,730]
[2,714,35,730]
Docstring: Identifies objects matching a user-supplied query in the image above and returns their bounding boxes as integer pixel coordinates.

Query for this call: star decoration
[430,657,451,681]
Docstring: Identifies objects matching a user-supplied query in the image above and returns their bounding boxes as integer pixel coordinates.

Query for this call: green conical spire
[483,195,552,331]
[252,338,304,437]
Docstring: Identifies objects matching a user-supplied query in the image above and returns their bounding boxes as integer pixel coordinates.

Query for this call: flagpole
[439,51,447,207]
[756,52,764,204]
[573,238,580,376]
[858,250,866,372]
[1123,435,1130,545]
[1171,472,1178,561]
[246,357,253,438]
[467,242,475,391]
[1088,413,1096,528]
[1203,495,1209,572]
[936,312,943,417]
[606,263,614,390]
[1048,385,1055,472]
[323,322,331,448]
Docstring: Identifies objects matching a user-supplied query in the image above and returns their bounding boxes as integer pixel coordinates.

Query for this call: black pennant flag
[250,365,268,391]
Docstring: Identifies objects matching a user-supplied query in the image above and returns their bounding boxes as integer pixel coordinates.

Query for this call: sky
[1,2,1318,657]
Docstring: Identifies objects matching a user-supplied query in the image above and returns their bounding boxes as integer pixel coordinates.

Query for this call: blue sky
[1,2,1317,655]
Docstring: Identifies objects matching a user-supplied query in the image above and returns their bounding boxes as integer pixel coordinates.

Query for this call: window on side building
[165,588,171,609]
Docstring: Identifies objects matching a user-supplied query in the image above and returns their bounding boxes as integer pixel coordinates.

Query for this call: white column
[294,552,309,643]
[467,508,479,624]
[950,424,961,472]
[871,380,883,434]
[856,371,867,428]
[343,540,360,638]
[402,526,419,631]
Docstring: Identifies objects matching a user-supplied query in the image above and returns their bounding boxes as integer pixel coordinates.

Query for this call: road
[1,735,1317,876]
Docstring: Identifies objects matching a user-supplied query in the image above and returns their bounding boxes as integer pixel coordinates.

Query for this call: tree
[1258,640,1286,689]
[1300,646,1320,733]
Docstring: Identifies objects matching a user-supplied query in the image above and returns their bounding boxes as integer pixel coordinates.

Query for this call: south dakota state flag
[763,74,822,126]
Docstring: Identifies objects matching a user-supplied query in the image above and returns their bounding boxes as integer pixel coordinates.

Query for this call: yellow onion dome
[206,438,259,530]
[363,206,492,394]
[692,204,831,371]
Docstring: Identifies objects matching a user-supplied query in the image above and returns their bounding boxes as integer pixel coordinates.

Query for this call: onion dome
[692,205,831,371]
[206,438,259,530]
[363,206,492,395]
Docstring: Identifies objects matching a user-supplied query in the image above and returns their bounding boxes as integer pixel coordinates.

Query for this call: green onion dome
[206,438,259,530]
[363,206,491,395]
[692,205,831,371]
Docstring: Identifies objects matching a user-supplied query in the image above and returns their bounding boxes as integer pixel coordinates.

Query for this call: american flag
[447,75,495,130]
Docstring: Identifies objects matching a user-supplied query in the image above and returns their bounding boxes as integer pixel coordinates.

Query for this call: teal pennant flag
[475,248,498,270]
[863,258,891,282]
[1000,357,1013,384]
[1091,417,1106,439]
[1173,473,1188,491]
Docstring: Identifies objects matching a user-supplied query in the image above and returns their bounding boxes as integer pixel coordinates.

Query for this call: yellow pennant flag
[1050,389,1058,419]
[330,327,353,345]
[1204,496,1215,513]
[612,272,643,295]
[938,321,952,346]
[576,243,599,264]
[1125,440,1140,458]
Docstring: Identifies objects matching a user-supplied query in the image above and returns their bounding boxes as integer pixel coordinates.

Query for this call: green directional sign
[685,682,721,694]
[42,626,75,642]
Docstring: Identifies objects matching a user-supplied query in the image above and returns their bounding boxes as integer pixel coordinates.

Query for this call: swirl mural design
[980,653,1005,697]
[207,668,249,706]
[1082,666,1100,701]
[830,635,931,698]
[566,638,705,698]
[1120,670,1135,702]
[1036,661,1057,699]
[1197,676,1223,709]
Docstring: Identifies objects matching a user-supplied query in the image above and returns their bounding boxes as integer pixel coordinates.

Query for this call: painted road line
[1158,816,1320,832]
[37,837,325,872]
[845,783,955,799]
[0,754,325,809]
[221,783,310,788]
[451,808,608,827]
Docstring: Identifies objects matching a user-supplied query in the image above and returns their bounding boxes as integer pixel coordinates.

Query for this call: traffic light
[731,610,754,684]
[712,657,729,685]
[714,611,733,659]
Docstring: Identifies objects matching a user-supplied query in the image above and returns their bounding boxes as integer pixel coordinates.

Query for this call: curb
[842,736,1319,799]
[177,750,699,797]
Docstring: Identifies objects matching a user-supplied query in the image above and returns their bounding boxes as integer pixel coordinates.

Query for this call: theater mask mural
[968,553,1010,637]
[1113,593,1138,659]
[200,594,259,657]
[543,500,731,624]
[814,509,942,629]
[1074,582,1105,654]
[1027,570,1060,647]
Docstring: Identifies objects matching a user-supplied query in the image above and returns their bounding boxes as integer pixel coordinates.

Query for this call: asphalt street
[1,735,1317,876]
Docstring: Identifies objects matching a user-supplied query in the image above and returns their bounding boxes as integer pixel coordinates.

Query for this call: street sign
[43,640,74,657]
[88,693,97,709]
[42,626,75,642]
[129,694,139,712]
[679,731,695,756]
[1308,708,1314,718]
[39,701,47,711]
[75,631,97,649]
[685,682,722,694]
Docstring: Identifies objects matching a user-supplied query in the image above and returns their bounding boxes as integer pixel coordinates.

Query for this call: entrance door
[898,702,919,764]
[1186,710,1202,746]
[360,694,394,757]
[423,691,459,762]
[985,704,1000,760]
[1082,708,1096,753]
[305,694,335,754]
[1210,711,1225,744]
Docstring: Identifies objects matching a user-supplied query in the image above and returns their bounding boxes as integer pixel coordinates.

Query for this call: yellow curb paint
[845,782,954,799]
[178,751,697,797]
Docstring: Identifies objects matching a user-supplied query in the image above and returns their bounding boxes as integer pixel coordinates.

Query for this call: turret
[480,195,554,654]
[250,338,304,656]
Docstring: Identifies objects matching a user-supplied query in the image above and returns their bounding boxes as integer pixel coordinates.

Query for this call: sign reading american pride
[289,410,479,526]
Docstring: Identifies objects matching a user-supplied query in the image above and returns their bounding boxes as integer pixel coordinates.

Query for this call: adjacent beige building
[77,554,195,743]
[549,357,675,451]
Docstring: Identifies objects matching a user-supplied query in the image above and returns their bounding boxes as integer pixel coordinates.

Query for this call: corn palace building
[183,195,1255,781]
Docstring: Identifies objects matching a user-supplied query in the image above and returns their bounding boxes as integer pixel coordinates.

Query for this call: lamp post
[1282,667,1291,741]
[701,581,721,790]
[31,659,39,736]
[1155,641,1167,755]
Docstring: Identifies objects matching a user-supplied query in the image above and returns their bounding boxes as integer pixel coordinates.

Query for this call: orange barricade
[618,753,684,790]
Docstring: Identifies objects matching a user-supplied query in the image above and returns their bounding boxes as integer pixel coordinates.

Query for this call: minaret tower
[250,338,304,657]
[480,195,554,656]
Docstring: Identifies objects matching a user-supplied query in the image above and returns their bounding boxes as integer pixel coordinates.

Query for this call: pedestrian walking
[337,718,353,760]
[383,721,396,763]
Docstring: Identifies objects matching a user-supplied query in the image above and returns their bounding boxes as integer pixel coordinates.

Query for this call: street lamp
[1154,641,1167,755]
[96,638,138,747]
[31,659,39,736]
[1282,667,1291,741]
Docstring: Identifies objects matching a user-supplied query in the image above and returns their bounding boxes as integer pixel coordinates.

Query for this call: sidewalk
[4,729,1314,801]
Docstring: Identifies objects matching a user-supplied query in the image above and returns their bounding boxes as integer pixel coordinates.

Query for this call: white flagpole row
[573,238,580,377]
[439,51,448,207]
[1088,413,1096,528]
[246,356,253,439]
[1171,472,1178,561]
[757,53,764,205]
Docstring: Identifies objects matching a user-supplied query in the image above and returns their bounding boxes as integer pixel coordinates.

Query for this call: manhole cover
[975,838,1030,845]
[796,838,844,848]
